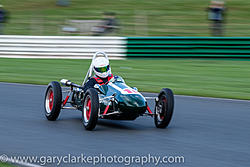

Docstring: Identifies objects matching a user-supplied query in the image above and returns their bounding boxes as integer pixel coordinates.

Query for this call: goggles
[94,65,110,73]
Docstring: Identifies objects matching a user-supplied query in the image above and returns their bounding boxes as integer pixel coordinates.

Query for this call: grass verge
[0,162,15,167]
[0,58,250,100]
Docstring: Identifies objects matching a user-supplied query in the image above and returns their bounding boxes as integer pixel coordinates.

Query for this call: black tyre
[44,81,62,121]
[82,88,99,130]
[154,88,174,128]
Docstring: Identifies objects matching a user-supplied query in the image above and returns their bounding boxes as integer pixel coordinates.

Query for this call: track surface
[0,82,250,167]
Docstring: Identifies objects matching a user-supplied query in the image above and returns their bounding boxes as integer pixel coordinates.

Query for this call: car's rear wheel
[82,88,99,130]
[44,81,62,121]
[154,88,174,128]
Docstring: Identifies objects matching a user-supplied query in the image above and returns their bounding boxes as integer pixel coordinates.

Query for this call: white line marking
[175,95,250,103]
[0,82,47,87]
[5,158,42,167]
[143,93,250,103]
[1,82,250,103]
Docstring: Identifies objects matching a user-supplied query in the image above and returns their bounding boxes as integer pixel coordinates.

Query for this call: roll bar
[82,52,109,86]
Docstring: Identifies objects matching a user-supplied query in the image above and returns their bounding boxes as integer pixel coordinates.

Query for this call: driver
[83,56,113,92]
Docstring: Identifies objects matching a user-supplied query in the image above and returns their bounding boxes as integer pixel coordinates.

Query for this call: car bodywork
[60,52,153,120]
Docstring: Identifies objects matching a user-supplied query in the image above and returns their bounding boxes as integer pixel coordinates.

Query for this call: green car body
[72,76,147,120]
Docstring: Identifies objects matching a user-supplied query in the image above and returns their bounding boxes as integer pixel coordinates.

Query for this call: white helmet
[93,57,111,78]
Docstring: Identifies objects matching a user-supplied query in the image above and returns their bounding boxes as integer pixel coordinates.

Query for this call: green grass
[1,58,250,100]
[0,162,15,167]
[1,0,250,36]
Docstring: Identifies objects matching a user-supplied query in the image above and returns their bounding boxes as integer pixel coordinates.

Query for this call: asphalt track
[0,82,250,167]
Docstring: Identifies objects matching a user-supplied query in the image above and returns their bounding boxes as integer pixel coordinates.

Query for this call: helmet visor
[94,65,110,73]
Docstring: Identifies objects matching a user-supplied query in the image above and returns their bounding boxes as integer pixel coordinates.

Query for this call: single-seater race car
[44,52,174,130]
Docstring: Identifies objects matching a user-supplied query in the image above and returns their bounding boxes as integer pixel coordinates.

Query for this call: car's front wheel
[44,81,62,121]
[82,88,99,130]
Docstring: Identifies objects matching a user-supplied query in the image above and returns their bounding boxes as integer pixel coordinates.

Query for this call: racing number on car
[123,88,137,94]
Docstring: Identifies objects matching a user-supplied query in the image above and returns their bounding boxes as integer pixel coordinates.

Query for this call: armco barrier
[0,36,126,59]
[127,37,250,58]
[1,36,250,59]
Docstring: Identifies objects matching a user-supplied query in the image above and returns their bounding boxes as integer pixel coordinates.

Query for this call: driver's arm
[83,78,97,92]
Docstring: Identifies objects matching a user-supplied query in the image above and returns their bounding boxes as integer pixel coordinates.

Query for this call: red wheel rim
[49,90,54,110]
[160,96,167,120]
[86,98,91,121]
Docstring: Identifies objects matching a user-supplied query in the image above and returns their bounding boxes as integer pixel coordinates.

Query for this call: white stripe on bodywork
[108,82,141,95]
